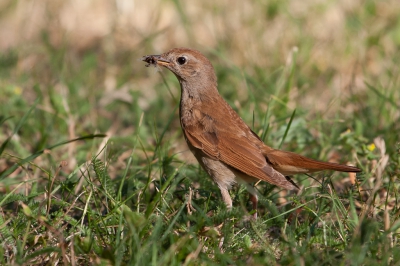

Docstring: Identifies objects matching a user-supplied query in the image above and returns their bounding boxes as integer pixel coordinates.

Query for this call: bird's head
[142,48,217,91]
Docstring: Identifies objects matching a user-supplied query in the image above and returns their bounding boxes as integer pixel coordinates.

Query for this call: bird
[142,47,361,217]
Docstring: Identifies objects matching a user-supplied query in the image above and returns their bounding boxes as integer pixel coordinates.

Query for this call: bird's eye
[177,56,187,65]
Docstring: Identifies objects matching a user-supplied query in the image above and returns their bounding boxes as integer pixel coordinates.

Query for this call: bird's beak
[142,54,170,67]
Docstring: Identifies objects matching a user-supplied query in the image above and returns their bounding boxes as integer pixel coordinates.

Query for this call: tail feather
[263,149,361,176]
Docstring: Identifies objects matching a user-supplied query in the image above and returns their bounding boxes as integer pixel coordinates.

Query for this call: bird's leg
[220,187,233,210]
[249,192,258,219]
[243,183,258,219]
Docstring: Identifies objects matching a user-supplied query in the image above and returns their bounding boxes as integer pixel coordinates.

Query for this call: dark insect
[141,55,158,67]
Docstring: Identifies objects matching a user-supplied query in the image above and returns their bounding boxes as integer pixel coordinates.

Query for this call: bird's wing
[183,108,298,190]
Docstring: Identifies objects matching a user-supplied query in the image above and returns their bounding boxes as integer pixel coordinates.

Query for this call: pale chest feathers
[180,103,215,133]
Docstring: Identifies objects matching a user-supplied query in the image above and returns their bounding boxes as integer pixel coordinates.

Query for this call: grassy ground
[0,0,399,265]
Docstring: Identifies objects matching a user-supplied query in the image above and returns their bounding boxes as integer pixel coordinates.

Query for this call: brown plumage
[142,48,361,217]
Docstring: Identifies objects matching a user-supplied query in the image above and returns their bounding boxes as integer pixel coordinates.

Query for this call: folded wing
[183,108,298,190]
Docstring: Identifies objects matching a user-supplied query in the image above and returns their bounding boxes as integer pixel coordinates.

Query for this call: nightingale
[142,48,361,216]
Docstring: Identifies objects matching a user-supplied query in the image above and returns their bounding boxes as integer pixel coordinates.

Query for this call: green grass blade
[278,108,296,149]
[0,134,106,180]
[0,99,39,156]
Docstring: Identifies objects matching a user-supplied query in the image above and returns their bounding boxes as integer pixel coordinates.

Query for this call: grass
[0,0,399,265]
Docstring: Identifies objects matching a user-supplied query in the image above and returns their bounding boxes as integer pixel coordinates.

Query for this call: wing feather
[182,106,298,190]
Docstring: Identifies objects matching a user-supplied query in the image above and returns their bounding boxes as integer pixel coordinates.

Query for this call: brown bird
[142,48,361,217]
